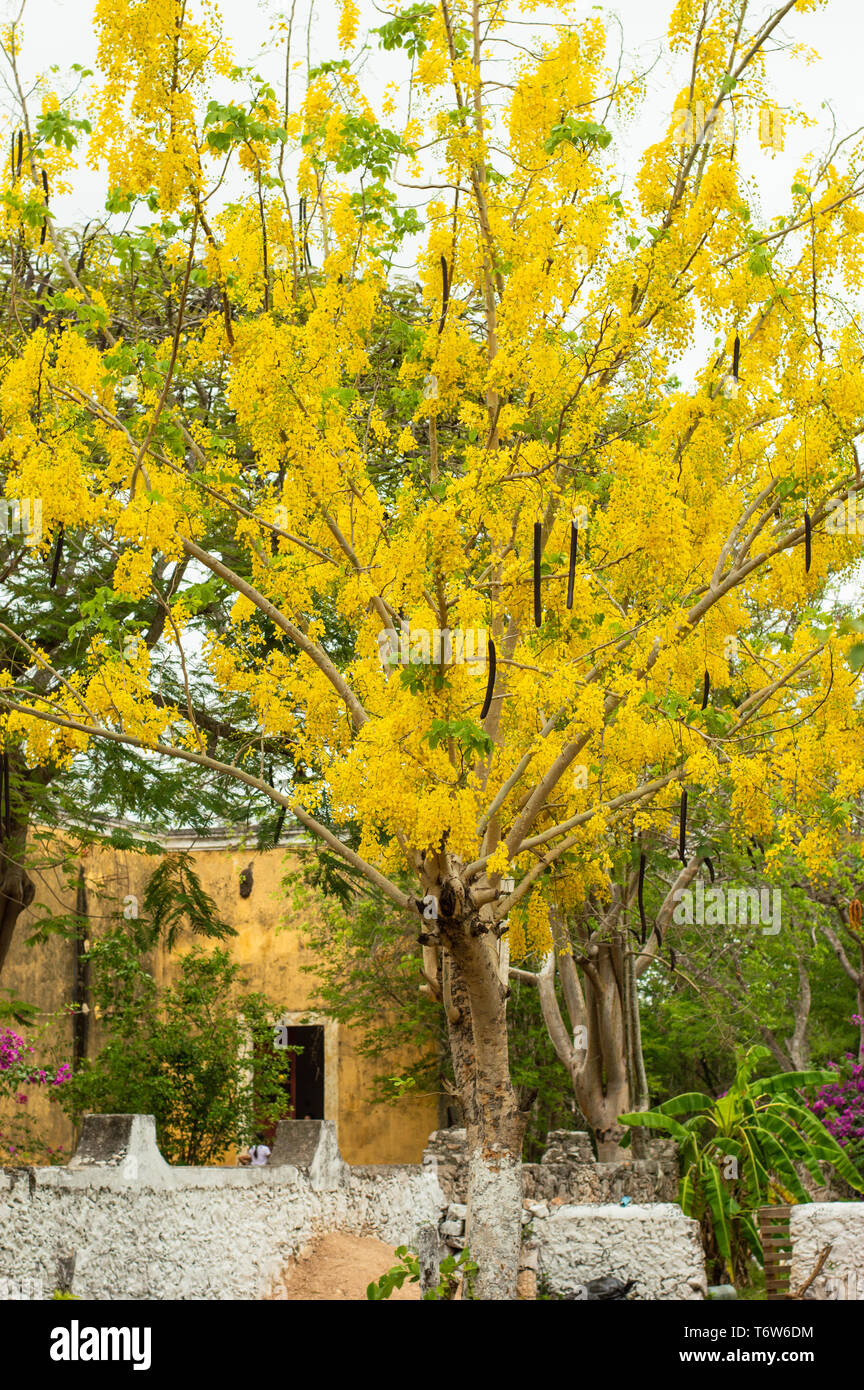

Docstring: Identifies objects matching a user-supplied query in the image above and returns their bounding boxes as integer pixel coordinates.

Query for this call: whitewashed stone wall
[36,1114,864,1302]
[537,1204,708,1300]
[0,1116,446,1300]
[790,1202,864,1300]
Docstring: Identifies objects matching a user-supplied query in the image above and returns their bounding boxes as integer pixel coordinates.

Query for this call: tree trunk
[464,1139,523,1298]
[577,938,632,1161]
[528,925,636,1163]
[0,821,35,978]
[439,883,526,1300]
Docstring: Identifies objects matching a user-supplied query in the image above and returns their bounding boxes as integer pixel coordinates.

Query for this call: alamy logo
[0,1275,42,1299]
[672,882,781,935]
[671,102,783,152]
[826,493,864,535]
[0,497,42,546]
[377,624,488,668]
[50,1320,151,1370]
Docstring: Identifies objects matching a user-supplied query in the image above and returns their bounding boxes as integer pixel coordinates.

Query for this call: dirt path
[270,1232,421,1301]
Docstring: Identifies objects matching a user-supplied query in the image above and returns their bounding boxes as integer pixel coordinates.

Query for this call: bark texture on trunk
[464,1146,523,1299]
[0,827,35,977]
[432,872,526,1299]
[528,917,636,1162]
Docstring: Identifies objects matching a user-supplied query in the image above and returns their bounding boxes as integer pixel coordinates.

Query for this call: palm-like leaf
[759,1108,825,1186]
[739,1211,762,1263]
[678,1167,697,1218]
[702,1161,734,1278]
[620,1044,864,1284]
[618,1110,690,1141]
[753,1069,834,1098]
[753,1128,809,1203]
[654,1091,714,1116]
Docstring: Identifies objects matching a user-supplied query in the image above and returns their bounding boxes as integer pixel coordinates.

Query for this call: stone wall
[790,1203,864,1300]
[0,1116,446,1301]
[538,1204,706,1300]
[2,1114,703,1301]
[424,1127,680,1209]
[10,1115,862,1301]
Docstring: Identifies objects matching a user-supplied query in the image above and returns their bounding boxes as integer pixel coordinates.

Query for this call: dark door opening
[259,1024,325,1146]
[286,1025,325,1120]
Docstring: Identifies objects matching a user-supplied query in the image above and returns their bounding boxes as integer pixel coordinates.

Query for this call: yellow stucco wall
[1,835,438,1165]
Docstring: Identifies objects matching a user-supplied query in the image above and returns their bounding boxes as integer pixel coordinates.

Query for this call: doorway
[260,1024,325,1145]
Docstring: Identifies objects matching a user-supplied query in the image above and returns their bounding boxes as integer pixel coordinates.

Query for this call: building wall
[1,833,437,1165]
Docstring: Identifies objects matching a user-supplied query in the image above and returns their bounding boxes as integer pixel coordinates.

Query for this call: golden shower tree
[2,0,864,1295]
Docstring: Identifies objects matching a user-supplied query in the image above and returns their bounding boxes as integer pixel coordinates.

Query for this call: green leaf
[847,643,864,673]
[544,118,613,156]
[793,1107,864,1191]
[372,5,434,58]
[754,1128,809,1203]
[655,1091,715,1117]
[619,1110,690,1141]
[752,1069,833,1098]
[425,717,492,758]
[678,1167,697,1218]
[702,1162,734,1275]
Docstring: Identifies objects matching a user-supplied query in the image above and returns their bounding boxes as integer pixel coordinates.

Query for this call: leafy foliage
[622,1046,864,1283]
[57,935,287,1164]
[366,1244,477,1300]
[142,852,235,949]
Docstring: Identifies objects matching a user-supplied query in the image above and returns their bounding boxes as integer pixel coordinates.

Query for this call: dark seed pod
[16,131,22,179]
[42,168,48,197]
[40,220,46,247]
[678,789,688,863]
[49,524,64,588]
[670,947,677,972]
[655,920,663,950]
[533,522,542,627]
[701,670,710,710]
[804,511,812,573]
[305,242,312,268]
[10,134,15,184]
[566,520,577,610]
[2,749,9,837]
[438,254,450,335]
[480,638,496,720]
[704,856,715,884]
[637,851,647,945]
[732,334,740,380]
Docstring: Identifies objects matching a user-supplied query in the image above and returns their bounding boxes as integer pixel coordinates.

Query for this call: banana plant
[620,1046,864,1283]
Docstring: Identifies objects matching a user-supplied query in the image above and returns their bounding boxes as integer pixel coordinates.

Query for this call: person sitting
[238,1136,271,1166]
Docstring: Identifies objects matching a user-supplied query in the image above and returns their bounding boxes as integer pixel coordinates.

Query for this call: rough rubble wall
[1,1117,705,1302]
[790,1203,864,1300]
[424,1127,680,1207]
